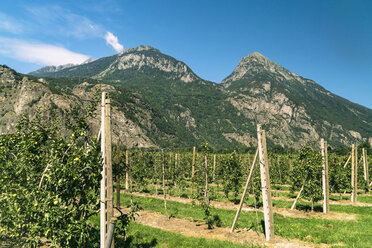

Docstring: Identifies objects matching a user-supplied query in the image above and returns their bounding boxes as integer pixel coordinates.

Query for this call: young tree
[290,146,323,211]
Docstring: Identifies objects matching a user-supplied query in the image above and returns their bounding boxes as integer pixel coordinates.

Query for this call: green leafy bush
[0,102,102,247]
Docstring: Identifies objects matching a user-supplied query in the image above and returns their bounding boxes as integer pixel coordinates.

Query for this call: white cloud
[0,13,24,34]
[104,32,124,53]
[0,37,90,66]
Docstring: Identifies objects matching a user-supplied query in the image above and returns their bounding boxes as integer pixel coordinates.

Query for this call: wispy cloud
[104,32,124,53]
[0,37,90,66]
[0,13,24,34]
[25,5,124,52]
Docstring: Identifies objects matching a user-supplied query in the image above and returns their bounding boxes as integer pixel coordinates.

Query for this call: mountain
[29,58,95,77]
[221,52,372,147]
[5,46,372,149]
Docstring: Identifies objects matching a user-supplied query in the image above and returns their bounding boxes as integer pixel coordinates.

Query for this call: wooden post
[105,98,114,248]
[162,150,169,219]
[257,125,274,241]
[169,152,172,174]
[125,149,129,190]
[154,153,158,195]
[354,145,358,202]
[343,154,351,168]
[116,138,120,209]
[351,145,356,203]
[363,148,369,192]
[231,148,259,232]
[191,146,196,198]
[321,139,329,213]
[100,92,106,248]
[277,156,282,184]
[213,154,216,182]
[204,155,209,203]
[291,180,305,210]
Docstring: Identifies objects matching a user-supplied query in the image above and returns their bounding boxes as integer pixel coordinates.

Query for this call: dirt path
[121,209,338,248]
[126,191,357,221]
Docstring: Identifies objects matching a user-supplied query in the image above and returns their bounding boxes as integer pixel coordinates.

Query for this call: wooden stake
[351,145,356,203]
[125,149,129,190]
[100,92,106,248]
[321,139,329,213]
[291,180,305,210]
[363,149,369,192]
[116,138,120,209]
[204,155,209,203]
[105,98,114,248]
[191,146,196,198]
[231,148,259,232]
[277,156,282,184]
[343,154,351,168]
[162,150,169,219]
[354,146,358,202]
[213,154,216,182]
[257,125,274,241]
[154,153,158,195]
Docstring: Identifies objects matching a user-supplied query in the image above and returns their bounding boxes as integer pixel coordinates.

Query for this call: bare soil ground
[117,209,341,248]
[127,191,357,221]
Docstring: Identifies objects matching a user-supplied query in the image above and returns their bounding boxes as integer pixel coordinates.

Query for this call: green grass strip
[119,193,372,247]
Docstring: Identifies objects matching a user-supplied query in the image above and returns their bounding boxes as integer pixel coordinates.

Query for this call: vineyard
[0,93,372,248]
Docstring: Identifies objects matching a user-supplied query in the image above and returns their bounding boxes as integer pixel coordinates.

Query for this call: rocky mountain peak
[221,52,300,87]
[119,45,160,55]
[97,45,199,83]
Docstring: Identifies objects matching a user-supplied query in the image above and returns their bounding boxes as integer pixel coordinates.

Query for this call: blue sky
[0,0,371,108]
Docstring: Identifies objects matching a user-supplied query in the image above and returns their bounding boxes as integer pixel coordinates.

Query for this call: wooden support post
[116,138,120,209]
[162,150,169,219]
[154,153,158,195]
[291,180,305,210]
[100,92,106,248]
[169,152,172,174]
[191,146,196,198]
[363,148,369,192]
[105,98,114,248]
[321,139,330,213]
[204,155,209,203]
[213,154,216,182]
[277,156,282,184]
[354,145,358,202]
[343,154,351,168]
[125,149,129,190]
[257,125,274,241]
[231,148,259,232]
[351,145,356,203]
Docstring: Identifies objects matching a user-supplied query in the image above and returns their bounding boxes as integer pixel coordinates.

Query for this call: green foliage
[329,154,350,196]
[0,102,102,246]
[216,152,243,201]
[290,146,323,210]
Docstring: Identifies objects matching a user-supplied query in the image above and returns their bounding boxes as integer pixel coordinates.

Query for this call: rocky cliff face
[0,65,154,148]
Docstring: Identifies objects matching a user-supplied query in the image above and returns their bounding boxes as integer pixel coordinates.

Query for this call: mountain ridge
[2,46,370,149]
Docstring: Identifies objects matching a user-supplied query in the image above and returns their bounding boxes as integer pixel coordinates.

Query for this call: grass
[119,192,372,248]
